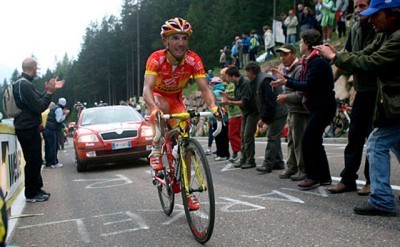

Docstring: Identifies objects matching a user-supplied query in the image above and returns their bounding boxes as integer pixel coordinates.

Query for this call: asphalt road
[8,137,400,247]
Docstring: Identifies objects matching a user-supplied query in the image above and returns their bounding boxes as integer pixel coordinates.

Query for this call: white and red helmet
[160,17,193,38]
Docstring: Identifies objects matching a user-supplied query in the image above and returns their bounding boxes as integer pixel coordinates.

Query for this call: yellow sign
[0,123,25,209]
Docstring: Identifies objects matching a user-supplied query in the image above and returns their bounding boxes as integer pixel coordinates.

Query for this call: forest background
[1,0,353,120]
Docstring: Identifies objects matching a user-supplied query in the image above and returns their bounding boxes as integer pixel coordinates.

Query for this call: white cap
[58,97,67,106]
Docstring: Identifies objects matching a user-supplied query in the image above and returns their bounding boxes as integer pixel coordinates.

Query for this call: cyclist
[143,17,220,210]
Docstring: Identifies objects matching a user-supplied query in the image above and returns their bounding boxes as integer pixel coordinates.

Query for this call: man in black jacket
[244,62,288,173]
[14,57,65,202]
[221,66,259,169]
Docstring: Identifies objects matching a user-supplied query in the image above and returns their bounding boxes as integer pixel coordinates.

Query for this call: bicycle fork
[180,142,207,196]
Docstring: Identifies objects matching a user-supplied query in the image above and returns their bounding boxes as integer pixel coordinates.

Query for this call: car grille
[100,130,138,141]
[96,146,147,156]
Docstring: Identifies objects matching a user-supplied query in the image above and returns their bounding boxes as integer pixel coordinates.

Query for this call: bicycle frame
[153,111,221,193]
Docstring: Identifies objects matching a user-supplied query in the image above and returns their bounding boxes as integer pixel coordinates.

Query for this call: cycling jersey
[145,49,206,96]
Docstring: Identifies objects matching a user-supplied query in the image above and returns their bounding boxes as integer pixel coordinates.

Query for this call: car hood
[77,122,146,134]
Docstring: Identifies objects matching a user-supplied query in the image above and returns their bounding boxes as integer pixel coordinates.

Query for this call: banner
[0,123,24,207]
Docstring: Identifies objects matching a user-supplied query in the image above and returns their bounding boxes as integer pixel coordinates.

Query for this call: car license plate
[112,141,132,150]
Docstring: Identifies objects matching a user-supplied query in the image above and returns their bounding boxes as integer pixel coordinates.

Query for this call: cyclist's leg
[149,93,170,170]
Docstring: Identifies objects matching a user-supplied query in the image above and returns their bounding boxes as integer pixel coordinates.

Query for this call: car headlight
[78,134,100,143]
[141,127,153,137]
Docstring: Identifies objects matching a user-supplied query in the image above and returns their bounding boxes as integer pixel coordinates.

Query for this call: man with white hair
[44,97,70,169]
[14,57,65,202]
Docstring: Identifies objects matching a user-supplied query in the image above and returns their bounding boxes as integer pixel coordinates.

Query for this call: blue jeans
[366,124,400,213]
[287,34,296,45]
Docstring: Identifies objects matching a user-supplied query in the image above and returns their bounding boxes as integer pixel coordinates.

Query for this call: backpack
[2,78,25,118]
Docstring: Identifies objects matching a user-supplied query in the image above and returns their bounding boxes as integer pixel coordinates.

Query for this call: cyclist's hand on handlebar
[149,107,163,123]
[210,106,224,120]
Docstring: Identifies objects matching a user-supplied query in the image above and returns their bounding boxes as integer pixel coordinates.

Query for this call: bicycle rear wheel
[180,138,215,244]
[157,154,174,215]
[325,116,345,137]
[331,115,345,137]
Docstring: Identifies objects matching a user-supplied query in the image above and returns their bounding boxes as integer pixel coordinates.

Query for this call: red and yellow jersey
[145,49,206,96]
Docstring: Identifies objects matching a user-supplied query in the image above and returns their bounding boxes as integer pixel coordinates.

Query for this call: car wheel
[76,156,87,172]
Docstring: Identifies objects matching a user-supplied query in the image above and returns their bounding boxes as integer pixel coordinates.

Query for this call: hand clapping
[45,77,65,94]
[270,68,287,88]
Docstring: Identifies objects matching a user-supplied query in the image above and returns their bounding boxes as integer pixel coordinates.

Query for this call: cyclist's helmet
[160,17,193,38]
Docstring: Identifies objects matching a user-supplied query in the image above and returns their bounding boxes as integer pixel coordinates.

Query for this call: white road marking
[74,174,132,189]
[282,187,329,197]
[18,218,90,243]
[217,197,265,212]
[99,211,149,237]
[221,162,240,171]
[242,190,305,204]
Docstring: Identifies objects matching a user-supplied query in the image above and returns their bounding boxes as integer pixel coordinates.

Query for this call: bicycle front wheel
[157,154,175,215]
[180,138,215,244]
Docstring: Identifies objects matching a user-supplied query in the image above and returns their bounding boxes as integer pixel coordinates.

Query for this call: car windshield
[81,107,142,126]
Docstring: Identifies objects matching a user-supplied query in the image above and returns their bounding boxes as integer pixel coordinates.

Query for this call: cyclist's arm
[143,74,157,110]
[196,77,217,109]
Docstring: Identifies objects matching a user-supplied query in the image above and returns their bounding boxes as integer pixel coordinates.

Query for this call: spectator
[220,67,242,162]
[300,7,317,34]
[275,44,308,181]
[241,33,250,67]
[41,102,55,167]
[241,61,288,173]
[284,9,299,44]
[224,45,232,65]
[231,41,240,68]
[209,77,230,161]
[321,0,336,43]
[280,13,288,40]
[253,29,264,50]
[235,35,243,69]
[315,0,400,217]
[205,76,216,156]
[298,3,305,23]
[314,0,324,33]
[336,0,350,38]
[272,29,336,190]
[204,118,215,156]
[219,49,226,68]
[249,31,259,62]
[44,97,70,169]
[206,69,214,83]
[328,0,377,196]
[221,66,259,169]
[263,25,277,58]
[14,57,65,202]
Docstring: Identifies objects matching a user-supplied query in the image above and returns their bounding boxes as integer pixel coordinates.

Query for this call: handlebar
[153,111,222,142]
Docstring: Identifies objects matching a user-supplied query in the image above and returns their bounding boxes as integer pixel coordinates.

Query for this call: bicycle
[324,99,351,137]
[151,109,222,244]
